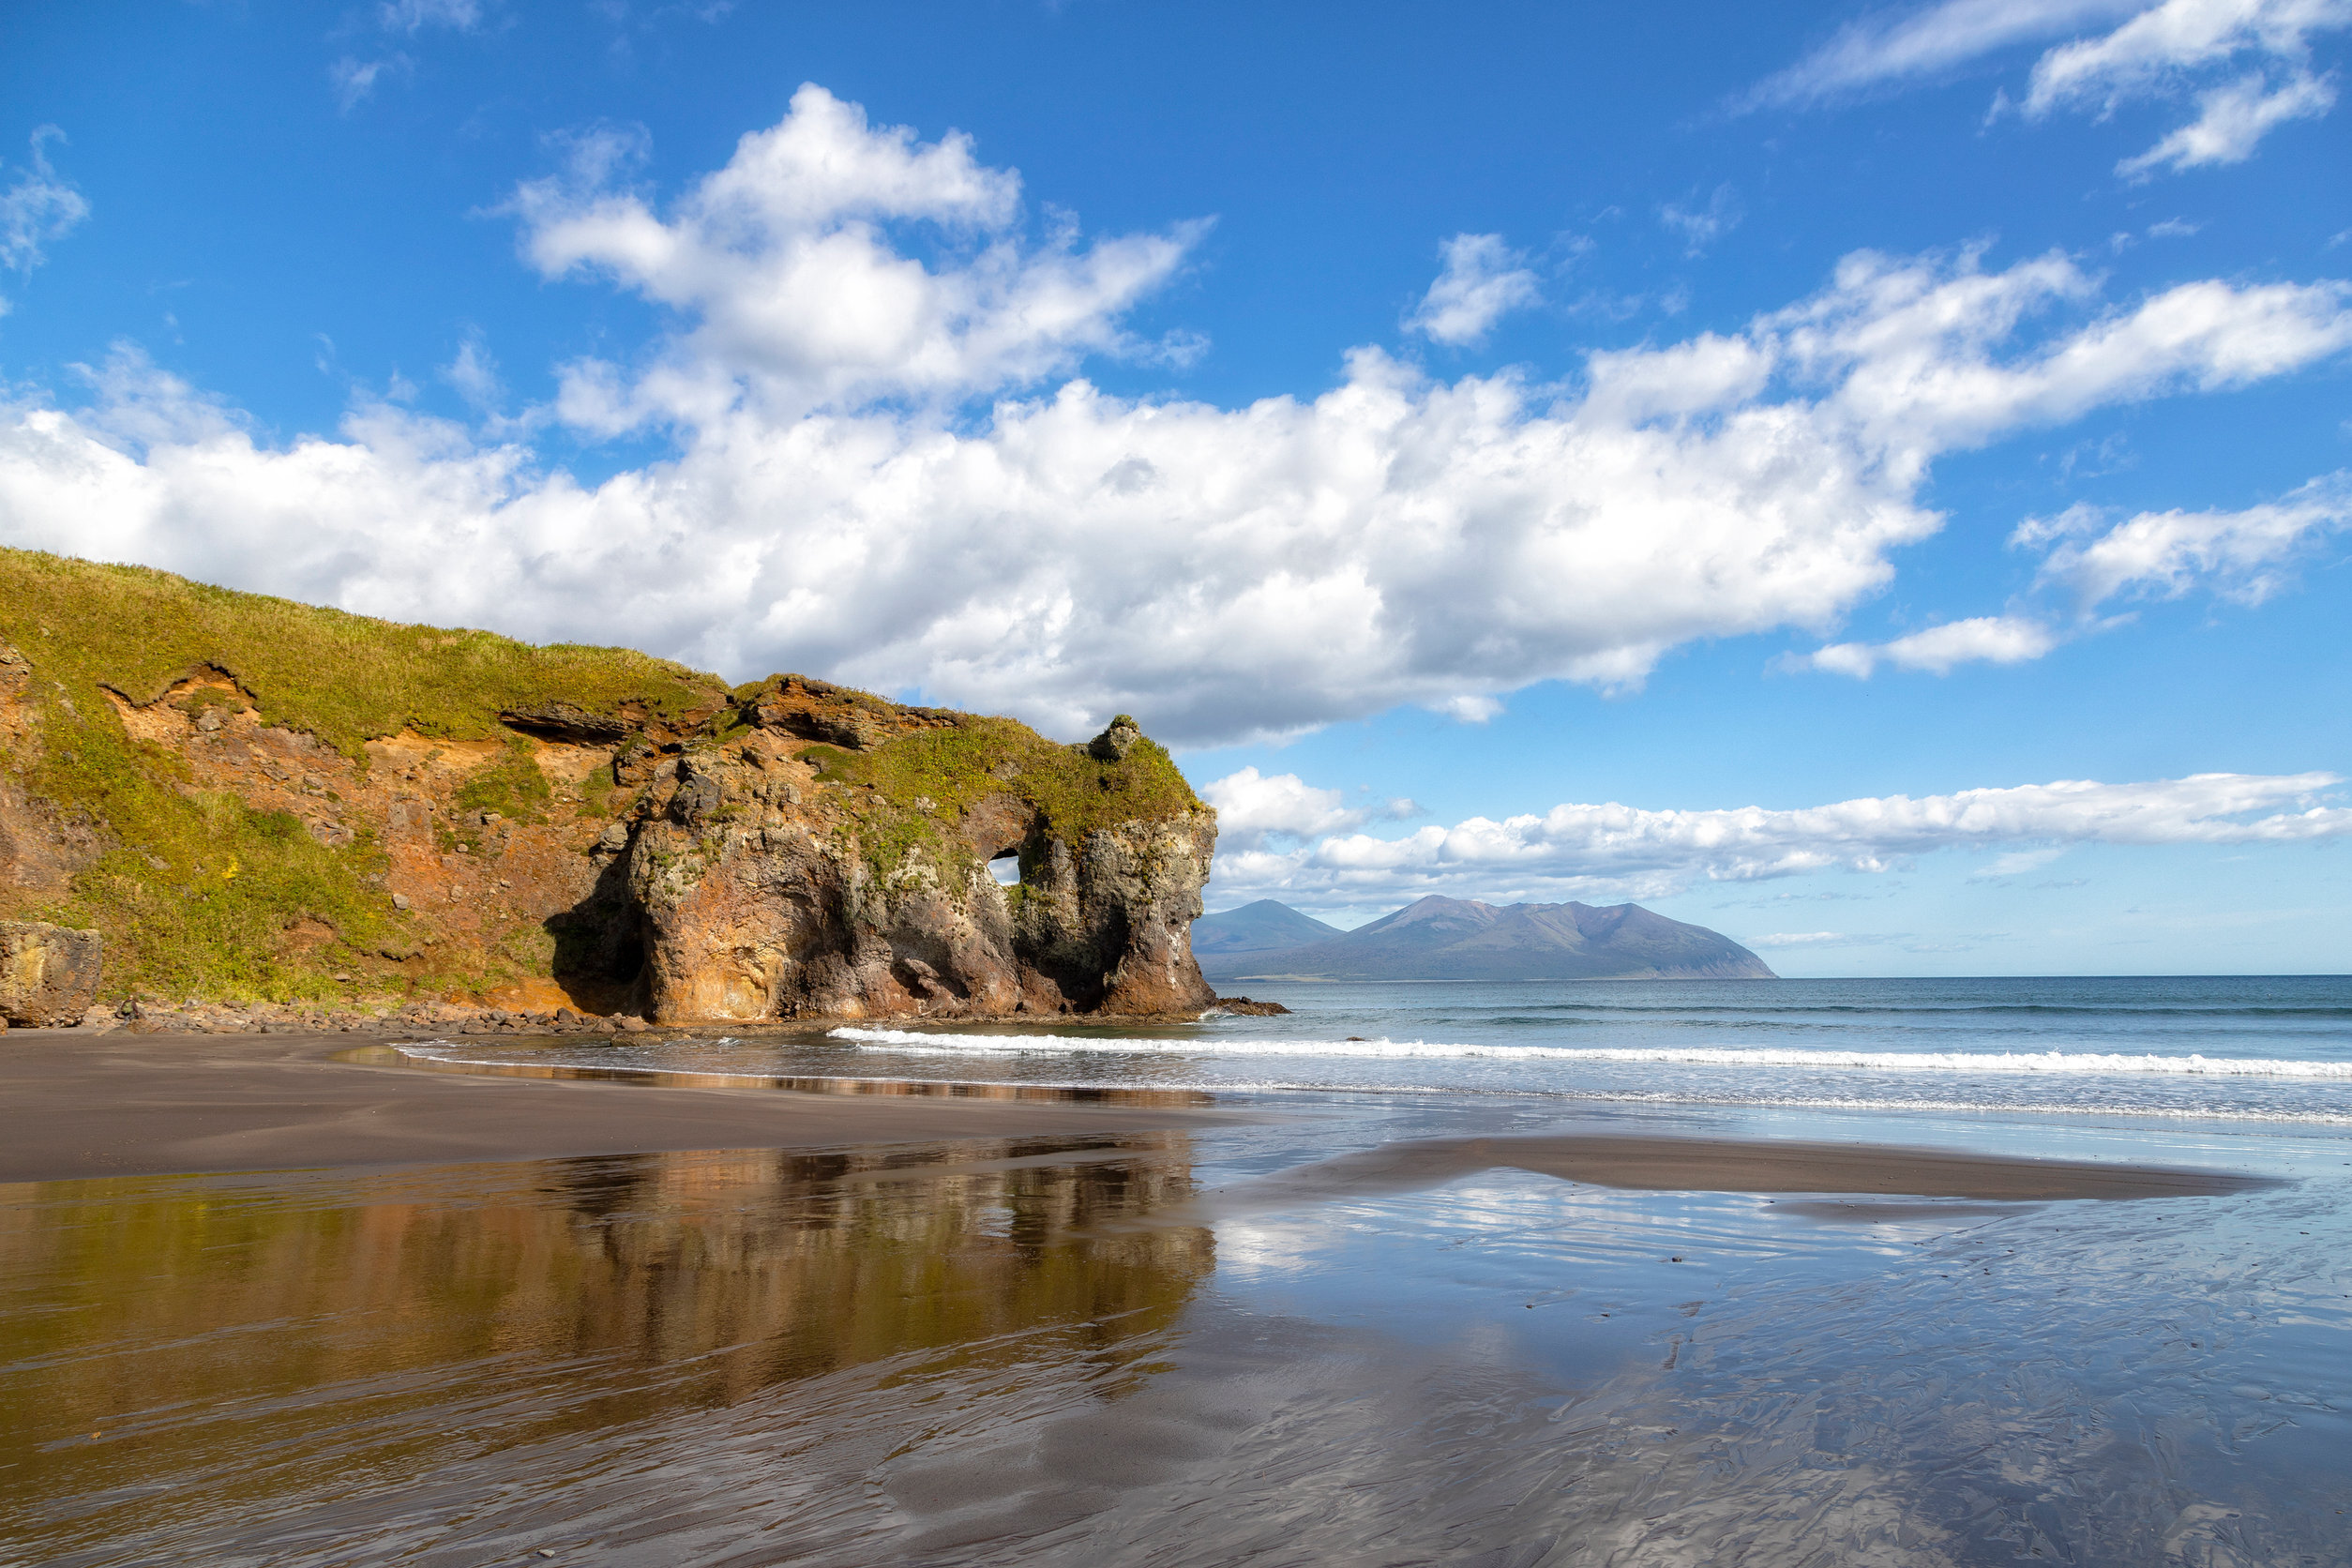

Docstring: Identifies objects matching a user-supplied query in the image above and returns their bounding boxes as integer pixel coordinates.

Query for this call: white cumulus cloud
[2021,0,2344,113]
[509,84,1204,423]
[2022,0,2351,175]
[1201,767,1418,851]
[1207,771,2352,909]
[1,91,2349,746]
[1405,234,1542,347]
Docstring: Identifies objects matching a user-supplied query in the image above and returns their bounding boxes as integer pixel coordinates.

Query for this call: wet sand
[0,1031,2273,1203]
[0,1031,1243,1183]
[1203,1130,2274,1213]
[2,1035,2326,1566]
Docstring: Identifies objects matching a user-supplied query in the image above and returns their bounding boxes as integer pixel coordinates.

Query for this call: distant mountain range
[1189,898,1346,961]
[1193,896,1775,982]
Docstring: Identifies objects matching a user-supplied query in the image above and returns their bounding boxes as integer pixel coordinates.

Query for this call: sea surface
[7,975,2351,1565]
[423,972,2352,1124]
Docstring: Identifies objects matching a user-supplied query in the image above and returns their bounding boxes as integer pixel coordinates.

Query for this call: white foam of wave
[387,1042,2352,1124]
[827,1028,2352,1078]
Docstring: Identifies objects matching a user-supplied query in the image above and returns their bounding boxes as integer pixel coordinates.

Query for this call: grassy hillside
[0,550,727,758]
[0,549,731,1006]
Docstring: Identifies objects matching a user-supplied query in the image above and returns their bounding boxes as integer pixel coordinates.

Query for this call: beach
[0,1028,2267,1198]
[0,1031,1241,1184]
[5,978,2349,1565]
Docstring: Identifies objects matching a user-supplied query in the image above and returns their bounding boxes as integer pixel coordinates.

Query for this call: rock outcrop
[0,921,102,1027]
[0,550,1221,1023]
[618,690,1216,1021]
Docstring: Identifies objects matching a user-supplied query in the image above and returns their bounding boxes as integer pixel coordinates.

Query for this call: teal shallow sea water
[6,976,2351,1565]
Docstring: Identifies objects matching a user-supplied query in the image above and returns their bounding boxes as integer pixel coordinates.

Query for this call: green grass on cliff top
[0,549,730,757]
[801,720,1205,892]
[808,722,1203,839]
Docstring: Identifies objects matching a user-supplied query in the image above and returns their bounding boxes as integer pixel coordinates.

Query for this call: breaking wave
[827,1028,2352,1078]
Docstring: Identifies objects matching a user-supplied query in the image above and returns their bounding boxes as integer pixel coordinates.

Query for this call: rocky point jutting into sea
[0,549,1216,1031]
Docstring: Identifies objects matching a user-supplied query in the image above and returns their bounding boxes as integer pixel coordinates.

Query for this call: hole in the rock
[989,852,1020,886]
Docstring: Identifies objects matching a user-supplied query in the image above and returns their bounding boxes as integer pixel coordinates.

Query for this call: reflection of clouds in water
[1204,1215,1326,1277]
[1166,1156,2350,1566]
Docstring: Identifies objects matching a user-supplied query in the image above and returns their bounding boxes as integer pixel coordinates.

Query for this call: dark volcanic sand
[0,1031,1241,1183]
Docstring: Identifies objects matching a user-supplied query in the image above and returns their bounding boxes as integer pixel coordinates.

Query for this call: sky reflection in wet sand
[2,1098,2346,1566]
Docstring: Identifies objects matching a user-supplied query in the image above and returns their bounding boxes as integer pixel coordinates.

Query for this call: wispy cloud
[1751,929,1905,946]
[1749,0,2349,178]
[329,54,412,112]
[1748,0,2146,107]
[379,0,484,32]
[2022,470,2352,605]
[2115,67,2336,175]
[0,127,89,309]
[1658,185,1742,256]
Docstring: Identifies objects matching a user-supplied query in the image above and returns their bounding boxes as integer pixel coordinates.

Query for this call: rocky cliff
[0,550,1217,1024]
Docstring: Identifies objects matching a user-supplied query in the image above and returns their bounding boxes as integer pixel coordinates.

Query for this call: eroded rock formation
[616,684,1217,1021]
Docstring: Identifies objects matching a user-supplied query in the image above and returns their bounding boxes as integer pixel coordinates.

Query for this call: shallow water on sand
[5,1082,2349,1566]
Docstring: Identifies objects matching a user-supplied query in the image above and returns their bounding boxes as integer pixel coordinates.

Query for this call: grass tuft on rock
[453,739,553,825]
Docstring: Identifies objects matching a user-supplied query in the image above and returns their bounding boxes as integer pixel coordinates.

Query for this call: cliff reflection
[0,1135,1210,1562]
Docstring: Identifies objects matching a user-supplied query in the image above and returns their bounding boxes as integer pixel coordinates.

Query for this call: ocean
[8,974,2351,1565]
[413,972,2352,1123]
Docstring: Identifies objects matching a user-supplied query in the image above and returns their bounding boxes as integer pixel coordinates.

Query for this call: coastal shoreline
[0,1030,2278,1201]
[0,1031,1253,1184]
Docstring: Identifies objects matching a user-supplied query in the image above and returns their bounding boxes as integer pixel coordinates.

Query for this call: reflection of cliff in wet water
[0,1135,1211,1563]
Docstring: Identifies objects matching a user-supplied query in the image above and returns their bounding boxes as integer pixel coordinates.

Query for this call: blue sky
[2,0,2348,974]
